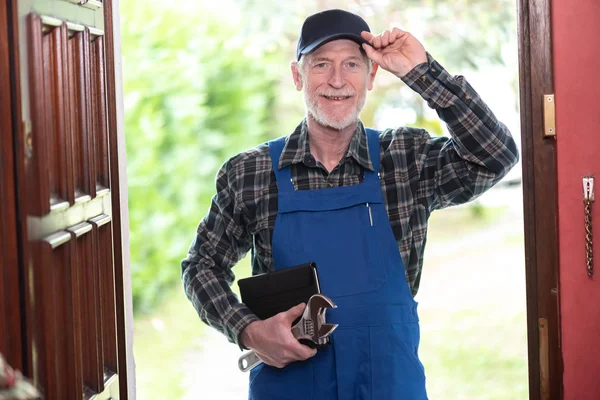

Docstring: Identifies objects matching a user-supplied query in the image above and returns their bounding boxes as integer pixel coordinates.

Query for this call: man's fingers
[361,30,381,48]
[372,34,382,49]
[381,30,391,47]
[283,304,318,360]
[361,30,374,42]
[389,28,402,43]
[289,341,318,360]
[363,28,408,48]
[363,30,382,49]
[390,28,409,43]
[299,346,318,360]
[362,43,383,65]
[254,350,280,368]
[283,302,306,324]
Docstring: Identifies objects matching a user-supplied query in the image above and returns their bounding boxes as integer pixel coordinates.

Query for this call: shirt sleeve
[400,53,520,210]
[181,158,259,350]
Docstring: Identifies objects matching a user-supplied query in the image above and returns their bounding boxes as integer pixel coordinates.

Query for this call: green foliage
[468,200,487,219]
[121,1,278,313]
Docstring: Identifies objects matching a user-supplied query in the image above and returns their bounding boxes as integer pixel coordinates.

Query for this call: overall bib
[248,129,428,400]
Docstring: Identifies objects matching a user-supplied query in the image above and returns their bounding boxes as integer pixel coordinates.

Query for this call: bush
[121,2,278,313]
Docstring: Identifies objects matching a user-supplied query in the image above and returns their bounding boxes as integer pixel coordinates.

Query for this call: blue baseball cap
[296,9,371,61]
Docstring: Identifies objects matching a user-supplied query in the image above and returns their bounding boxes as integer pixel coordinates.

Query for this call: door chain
[583,176,594,277]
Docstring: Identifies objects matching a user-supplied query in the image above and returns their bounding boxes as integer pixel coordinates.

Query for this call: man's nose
[327,65,345,89]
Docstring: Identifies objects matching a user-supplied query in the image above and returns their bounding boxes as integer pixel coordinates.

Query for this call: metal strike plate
[543,95,556,137]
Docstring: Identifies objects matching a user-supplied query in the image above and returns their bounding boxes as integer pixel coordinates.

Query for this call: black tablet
[238,262,320,320]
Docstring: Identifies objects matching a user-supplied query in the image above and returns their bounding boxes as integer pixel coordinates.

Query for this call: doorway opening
[123,1,529,399]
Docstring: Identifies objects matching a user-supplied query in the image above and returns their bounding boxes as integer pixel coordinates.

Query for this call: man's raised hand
[361,28,428,78]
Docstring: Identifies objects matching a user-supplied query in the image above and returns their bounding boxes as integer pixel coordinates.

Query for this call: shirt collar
[278,119,374,172]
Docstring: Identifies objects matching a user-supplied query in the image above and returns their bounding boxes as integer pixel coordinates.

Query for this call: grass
[133,258,252,400]
[417,202,528,399]
[133,284,206,400]
[420,311,528,400]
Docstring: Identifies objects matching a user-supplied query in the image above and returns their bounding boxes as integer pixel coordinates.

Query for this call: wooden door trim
[0,0,25,371]
[103,0,134,397]
[517,0,563,399]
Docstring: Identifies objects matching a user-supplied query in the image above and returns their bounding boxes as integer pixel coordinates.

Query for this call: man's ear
[291,61,303,91]
[367,63,379,91]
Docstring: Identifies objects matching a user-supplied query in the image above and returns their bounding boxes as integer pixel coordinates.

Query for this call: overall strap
[364,128,381,183]
[268,136,295,193]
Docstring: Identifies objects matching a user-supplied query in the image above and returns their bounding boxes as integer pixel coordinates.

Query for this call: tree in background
[121,1,278,313]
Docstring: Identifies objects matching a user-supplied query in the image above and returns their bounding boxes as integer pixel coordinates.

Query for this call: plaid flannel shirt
[181,54,519,348]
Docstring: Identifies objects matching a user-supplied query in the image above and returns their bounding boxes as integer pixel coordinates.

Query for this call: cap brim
[298,33,369,60]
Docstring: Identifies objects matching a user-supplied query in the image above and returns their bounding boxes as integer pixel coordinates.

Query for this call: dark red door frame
[518,0,562,399]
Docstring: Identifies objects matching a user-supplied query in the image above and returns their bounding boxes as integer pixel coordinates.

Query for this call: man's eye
[315,63,327,68]
[348,62,358,68]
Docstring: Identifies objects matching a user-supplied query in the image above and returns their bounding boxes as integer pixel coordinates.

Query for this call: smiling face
[292,39,378,131]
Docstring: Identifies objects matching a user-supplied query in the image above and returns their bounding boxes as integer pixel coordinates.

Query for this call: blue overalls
[248,129,428,400]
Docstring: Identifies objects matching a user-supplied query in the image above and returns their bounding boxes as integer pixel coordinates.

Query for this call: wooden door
[1,0,129,399]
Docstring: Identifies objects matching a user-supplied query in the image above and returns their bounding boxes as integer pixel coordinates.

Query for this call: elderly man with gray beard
[182,8,519,400]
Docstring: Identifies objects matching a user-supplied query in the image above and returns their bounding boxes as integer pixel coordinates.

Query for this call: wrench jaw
[308,294,337,310]
[304,294,337,345]
[318,323,338,341]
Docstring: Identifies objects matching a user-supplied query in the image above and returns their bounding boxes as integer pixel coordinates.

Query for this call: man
[182,8,519,400]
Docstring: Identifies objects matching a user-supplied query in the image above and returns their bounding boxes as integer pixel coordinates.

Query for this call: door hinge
[543,94,556,137]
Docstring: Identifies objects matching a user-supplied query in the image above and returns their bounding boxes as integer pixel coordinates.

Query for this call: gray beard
[303,91,367,131]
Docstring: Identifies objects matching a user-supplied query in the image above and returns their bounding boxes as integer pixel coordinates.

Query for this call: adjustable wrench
[237,294,338,372]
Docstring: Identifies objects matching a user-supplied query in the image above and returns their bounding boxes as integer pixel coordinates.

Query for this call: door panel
[68,222,103,393]
[67,27,93,201]
[90,215,119,376]
[92,37,111,193]
[8,1,128,398]
[32,235,81,398]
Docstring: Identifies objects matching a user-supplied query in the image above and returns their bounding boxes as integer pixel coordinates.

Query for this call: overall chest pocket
[280,202,388,298]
